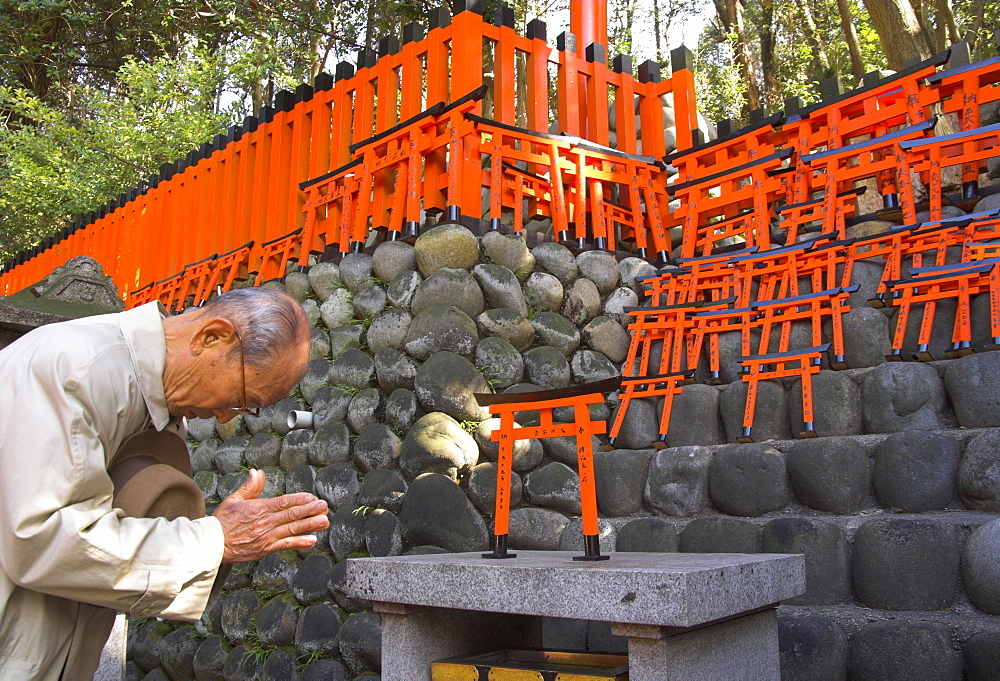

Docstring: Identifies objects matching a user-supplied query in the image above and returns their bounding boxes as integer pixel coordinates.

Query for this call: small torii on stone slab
[473,376,622,561]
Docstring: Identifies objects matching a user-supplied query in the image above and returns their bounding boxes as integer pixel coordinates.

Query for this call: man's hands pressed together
[213,469,330,563]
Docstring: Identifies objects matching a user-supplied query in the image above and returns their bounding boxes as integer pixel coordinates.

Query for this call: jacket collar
[118,302,173,432]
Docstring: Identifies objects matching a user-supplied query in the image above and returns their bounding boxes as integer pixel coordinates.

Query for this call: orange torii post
[738,344,830,443]
[197,240,255,303]
[880,257,1000,361]
[474,377,621,561]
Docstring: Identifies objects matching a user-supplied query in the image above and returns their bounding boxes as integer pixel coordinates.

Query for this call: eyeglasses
[226,329,261,417]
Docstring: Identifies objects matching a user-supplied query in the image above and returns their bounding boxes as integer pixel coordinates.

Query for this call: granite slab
[345,550,805,628]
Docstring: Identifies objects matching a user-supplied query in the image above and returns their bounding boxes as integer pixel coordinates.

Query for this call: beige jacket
[0,303,224,680]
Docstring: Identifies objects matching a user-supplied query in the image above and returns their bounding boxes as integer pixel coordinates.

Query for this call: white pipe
[287,410,314,430]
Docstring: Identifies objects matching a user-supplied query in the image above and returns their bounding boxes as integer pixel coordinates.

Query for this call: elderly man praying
[0,286,329,679]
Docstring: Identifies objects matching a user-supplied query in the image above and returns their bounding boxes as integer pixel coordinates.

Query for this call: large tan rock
[413,223,479,276]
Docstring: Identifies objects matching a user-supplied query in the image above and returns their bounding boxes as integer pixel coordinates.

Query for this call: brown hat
[108,429,231,600]
[108,429,205,520]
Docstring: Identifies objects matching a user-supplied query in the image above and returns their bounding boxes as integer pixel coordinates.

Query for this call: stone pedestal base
[613,608,780,681]
[376,603,543,680]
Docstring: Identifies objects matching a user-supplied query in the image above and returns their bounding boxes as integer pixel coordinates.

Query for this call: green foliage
[0,44,234,259]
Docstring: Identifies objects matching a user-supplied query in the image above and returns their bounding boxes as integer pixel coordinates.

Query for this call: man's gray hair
[201,287,309,367]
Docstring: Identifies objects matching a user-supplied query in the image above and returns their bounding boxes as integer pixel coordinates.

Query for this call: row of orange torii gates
[3,0,1000,558]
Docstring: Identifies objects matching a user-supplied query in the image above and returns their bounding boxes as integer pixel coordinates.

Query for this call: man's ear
[191,317,237,355]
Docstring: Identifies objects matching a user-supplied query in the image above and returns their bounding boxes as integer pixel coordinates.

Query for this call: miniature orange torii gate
[474,377,621,561]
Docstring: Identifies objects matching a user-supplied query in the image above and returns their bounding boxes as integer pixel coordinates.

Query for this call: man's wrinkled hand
[213,469,329,563]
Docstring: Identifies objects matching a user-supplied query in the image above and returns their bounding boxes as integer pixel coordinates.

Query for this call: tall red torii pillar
[570,0,608,52]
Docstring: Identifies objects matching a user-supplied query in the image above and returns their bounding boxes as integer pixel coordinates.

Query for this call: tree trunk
[862,0,933,70]
[966,0,986,57]
[936,0,961,46]
[837,0,866,80]
[309,0,322,78]
[910,0,940,52]
[654,0,663,61]
[721,0,760,114]
[760,0,779,111]
[797,0,832,83]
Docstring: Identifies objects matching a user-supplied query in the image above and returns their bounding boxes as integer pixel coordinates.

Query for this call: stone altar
[344,550,805,681]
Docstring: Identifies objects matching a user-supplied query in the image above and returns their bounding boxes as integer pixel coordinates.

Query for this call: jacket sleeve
[0,331,225,621]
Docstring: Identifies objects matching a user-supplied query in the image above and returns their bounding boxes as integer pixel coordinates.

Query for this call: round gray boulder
[364,509,403,557]
[387,269,421,310]
[708,444,789,517]
[530,311,581,356]
[645,446,712,517]
[338,252,374,293]
[959,430,1000,511]
[337,611,382,675]
[353,423,402,473]
[840,305,891,370]
[523,345,571,389]
[603,286,639,325]
[366,309,412,353]
[346,387,385,433]
[480,231,535,279]
[786,437,871,514]
[404,304,479,360]
[373,346,418,393]
[413,351,490,421]
[474,336,524,389]
[594,449,652,516]
[577,250,621,295]
[667,384,724,447]
[778,615,849,681]
[385,387,424,433]
[399,473,489,551]
[944,352,1000,427]
[852,517,961,610]
[561,279,601,329]
[761,518,850,606]
[507,507,570,550]
[581,316,629,364]
[319,288,354,328]
[372,240,417,283]
[720,379,791,442]
[352,284,387,321]
[314,464,360,510]
[472,263,528,315]
[788,371,862,437]
[861,362,954,433]
[524,462,582,515]
[476,308,535,352]
[618,257,656,294]
[571,349,620,384]
[616,518,679,553]
[466,461,523,515]
[532,241,578,283]
[410,267,485,318]
[358,467,408,513]
[523,271,565,312]
[962,518,1000,615]
[679,516,760,553]
[849,621,961,681]
[328,348,375,391]
[307,261,342,302]
[873,430,960,511]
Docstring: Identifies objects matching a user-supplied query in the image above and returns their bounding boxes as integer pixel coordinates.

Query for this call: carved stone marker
[0,255,124,350]
[345,550,805,681]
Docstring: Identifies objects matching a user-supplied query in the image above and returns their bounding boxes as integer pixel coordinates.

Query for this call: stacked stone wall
[127,216,1000,681]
